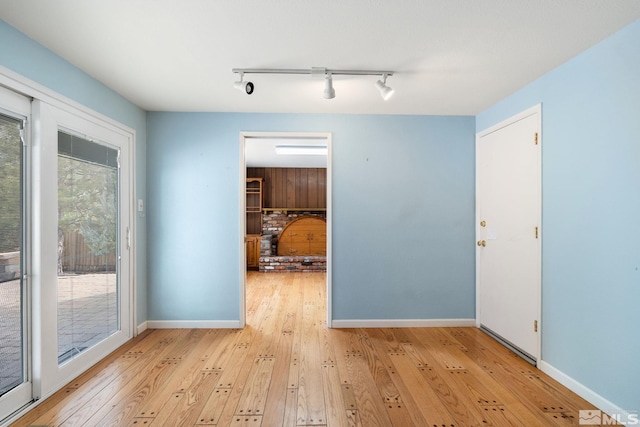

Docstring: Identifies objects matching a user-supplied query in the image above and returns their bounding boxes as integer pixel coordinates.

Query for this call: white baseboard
[539,360,631,421]
[330,318,476,328]
[146,320,242,329]
[136,321,148,335]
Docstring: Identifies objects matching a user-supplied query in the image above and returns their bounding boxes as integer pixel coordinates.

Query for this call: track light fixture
[375,73,395,101]
[323,73,335,99]
[231,67,394,100]
[233,72,254,95]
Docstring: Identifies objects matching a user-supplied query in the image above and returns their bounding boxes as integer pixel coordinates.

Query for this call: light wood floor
[12,272,599,426]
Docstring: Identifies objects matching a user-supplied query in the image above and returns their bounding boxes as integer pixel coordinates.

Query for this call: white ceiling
[0,1,639,116]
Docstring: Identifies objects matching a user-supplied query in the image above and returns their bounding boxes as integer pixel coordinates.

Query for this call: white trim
[239,134,246,328]
[331,319,477,328]
[325,133,333,328]
[147,320,242,329]
[239,131,333,328]
[538,360,631,420]
[136,321,148,335]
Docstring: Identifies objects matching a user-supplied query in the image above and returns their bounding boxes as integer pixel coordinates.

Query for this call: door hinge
[534,132,539,145]
[535,226,539,239]
[534,320,538,332]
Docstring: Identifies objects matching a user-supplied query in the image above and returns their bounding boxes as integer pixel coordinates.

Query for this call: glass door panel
[57,131,119,365]
[0,110,30,420]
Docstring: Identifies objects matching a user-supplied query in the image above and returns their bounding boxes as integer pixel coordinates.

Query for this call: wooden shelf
[246,178,263,236]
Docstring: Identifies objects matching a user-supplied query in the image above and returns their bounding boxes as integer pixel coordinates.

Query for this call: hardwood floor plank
[356,330,402,404]
[260,328,294,427]
[150,370,219,426]
[321,363,350,427]
[388,352,458,425]
[194,388,231,425]
[211,349,262,425]
[340,384,358,412]
[200,329,244,374]
[282,388,298,427]
[234,357,276,417]
[344,348,393,426]
[295,277,327,426]
[325,328,359,386]
[362,328,431,426]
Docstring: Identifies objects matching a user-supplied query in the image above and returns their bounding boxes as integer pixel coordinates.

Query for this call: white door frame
[34,99,135,397]
[239,132,332,328]
[475,104,542,362]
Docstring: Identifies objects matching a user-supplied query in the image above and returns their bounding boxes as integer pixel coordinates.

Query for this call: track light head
[375,74,394,101]
[234,73,254,95]
[323,74,335,99]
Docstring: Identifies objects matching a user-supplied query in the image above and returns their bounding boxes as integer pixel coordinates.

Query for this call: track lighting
[233,72,254,95]
[375,74,394,101]
[323,74,335,99]
[231,67,394,100]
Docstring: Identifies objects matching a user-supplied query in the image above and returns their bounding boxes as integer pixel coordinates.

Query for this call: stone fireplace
[259,210,326,272]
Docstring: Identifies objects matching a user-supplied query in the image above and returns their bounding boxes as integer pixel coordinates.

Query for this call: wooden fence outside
[61,231,116,273]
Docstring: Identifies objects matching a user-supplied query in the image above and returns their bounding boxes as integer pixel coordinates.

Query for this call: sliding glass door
[0,88,31,421]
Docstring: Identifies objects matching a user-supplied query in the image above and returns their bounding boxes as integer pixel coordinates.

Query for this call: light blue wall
[146,113,476,322]
[0,20,148,323]
[477,20,640,413]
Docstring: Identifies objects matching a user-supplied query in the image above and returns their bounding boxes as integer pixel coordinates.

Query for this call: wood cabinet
[277,217,327,256]
[245,234,260,269]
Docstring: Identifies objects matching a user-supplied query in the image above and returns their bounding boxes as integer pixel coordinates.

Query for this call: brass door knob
[480,220,487,227]
[477,240,487,247]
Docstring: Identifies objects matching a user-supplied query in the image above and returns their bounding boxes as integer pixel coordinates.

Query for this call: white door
[476,105,541,362]
[35,100,134,397]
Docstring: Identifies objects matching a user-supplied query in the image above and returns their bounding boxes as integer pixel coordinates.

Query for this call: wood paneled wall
[247,168,326,209]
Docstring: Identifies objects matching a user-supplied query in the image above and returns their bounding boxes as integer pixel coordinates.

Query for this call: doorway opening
[239,132,332,328]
